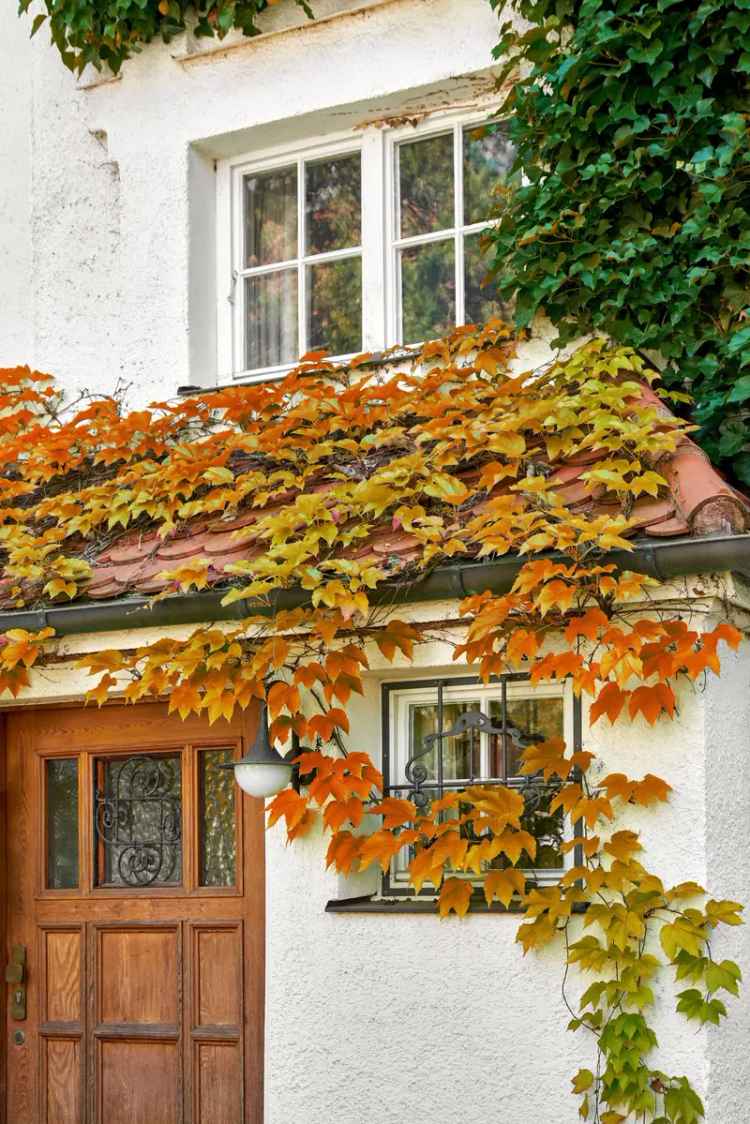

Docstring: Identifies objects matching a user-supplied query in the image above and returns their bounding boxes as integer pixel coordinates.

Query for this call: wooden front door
[3,703,265,1124]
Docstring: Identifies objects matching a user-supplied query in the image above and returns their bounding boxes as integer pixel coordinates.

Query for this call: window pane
[245,270,298,370]
[95,754,182,888]
[488,696,565,871]
[46,758,79,890]
[488,696,565,778]
[398,133,454,238]
[464,231,511,326]
[462,124,515,226]
[199,748,237,888]
[244,165,297,267]
[400,239,455,345]
[409,701,481,782]
[305,153,361,255]
[306,257,362,355]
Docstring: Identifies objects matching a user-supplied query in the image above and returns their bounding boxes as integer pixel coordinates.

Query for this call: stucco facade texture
[0,0,508,404]
[8,595,750,1123]
[263,628,729,1124]
[2,2,750,1121]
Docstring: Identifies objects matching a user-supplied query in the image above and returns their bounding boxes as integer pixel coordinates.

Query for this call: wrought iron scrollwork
[401,681,564,856]
[95,754,181,887]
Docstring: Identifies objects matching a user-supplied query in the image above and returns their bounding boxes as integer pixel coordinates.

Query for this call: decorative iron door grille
[94,753,182,887]
[381,674,582,897]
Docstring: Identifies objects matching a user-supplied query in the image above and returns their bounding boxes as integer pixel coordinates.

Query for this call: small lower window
[381,676,577,898]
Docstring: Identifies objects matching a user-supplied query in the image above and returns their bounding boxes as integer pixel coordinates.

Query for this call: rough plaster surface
[264,635,726,1124]
[703,639,750,1122]
[7,594,749,1120]
[2,2,750,1117]
[1,0,510,405]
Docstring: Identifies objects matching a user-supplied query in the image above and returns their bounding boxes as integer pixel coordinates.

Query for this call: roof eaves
[3,532,749,640]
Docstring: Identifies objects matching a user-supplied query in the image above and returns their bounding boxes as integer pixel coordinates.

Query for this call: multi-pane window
[382,678,575,896]
[395,123,515,345]
[222,112,516,379]
[242,152,362,372]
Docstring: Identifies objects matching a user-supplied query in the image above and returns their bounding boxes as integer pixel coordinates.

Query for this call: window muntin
[383,678,574,894]
[240,149,362,373]
[223,110,516,381]
[393,122,515,345]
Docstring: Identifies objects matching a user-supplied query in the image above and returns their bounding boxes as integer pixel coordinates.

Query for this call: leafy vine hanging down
[18,0,313,74]
[489,0,750,487]
[0,324,746,1122]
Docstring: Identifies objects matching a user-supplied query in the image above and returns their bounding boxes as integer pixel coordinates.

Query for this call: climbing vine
[489,0,750,486]
[18,0,313,74]
[0,324,745,1121]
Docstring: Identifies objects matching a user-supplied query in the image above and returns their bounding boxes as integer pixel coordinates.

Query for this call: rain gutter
[1,533,749,639]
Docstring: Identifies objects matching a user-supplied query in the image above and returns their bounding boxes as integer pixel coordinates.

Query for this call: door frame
[0,701,266,1124]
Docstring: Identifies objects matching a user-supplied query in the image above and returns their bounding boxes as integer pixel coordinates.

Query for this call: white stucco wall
[14,587,747,1123]
[3,3,750,1119]
[0,0,517,406]
[263,634,727,1124]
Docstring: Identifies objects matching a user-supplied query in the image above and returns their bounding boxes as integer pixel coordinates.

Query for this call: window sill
[325,894,589,915]
[326,893,523,915]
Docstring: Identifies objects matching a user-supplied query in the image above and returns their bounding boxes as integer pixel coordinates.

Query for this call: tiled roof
[25,382,746,610]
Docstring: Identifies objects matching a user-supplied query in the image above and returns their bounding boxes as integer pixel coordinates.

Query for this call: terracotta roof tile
[9,380,750,611]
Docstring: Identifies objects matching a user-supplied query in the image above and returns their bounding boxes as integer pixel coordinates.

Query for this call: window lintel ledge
[171,0,401,65]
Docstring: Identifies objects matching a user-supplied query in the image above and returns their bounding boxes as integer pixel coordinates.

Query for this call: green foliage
[18,0,313,75]
[489,0,750,484]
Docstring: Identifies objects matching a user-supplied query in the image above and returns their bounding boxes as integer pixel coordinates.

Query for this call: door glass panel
[409,701,481,782]
[46,758,79,890]
[95,753,182,888]
[488,696,564,777]
[464,230,510,327]
[199,748,237,888]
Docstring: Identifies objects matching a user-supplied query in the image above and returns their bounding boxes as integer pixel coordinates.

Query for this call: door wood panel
[3,703,265,1124]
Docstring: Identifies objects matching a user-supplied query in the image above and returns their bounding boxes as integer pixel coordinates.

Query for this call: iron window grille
[380,674,583,899]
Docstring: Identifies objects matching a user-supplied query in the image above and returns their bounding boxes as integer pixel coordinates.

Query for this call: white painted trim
[219,103,503,379]
[386,677,575,886]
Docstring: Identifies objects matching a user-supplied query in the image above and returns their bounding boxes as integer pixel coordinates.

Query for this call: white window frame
[217,106,503,383]
[384,115,500,347]
[384,676,576,893]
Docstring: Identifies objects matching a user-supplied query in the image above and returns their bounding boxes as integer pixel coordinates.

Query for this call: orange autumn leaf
[307,707,350,741]
[483,867,526,907]
[631,773,672,805]
[438,877,473,918]
[590,682,626,725]
[519,736,571,780]
[358,829,417,874]
[564,607,609,643]
[266,788,309,835]
[627,682,676,724]
[369,797,417,829]
[603,830,643,862]
[86,672,118,706]
[325,830,362,875]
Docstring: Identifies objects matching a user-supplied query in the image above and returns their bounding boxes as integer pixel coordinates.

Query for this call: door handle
[5,945,26,1021]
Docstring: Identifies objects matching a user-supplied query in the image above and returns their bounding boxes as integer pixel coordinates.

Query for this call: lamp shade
[221,700,294,798]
